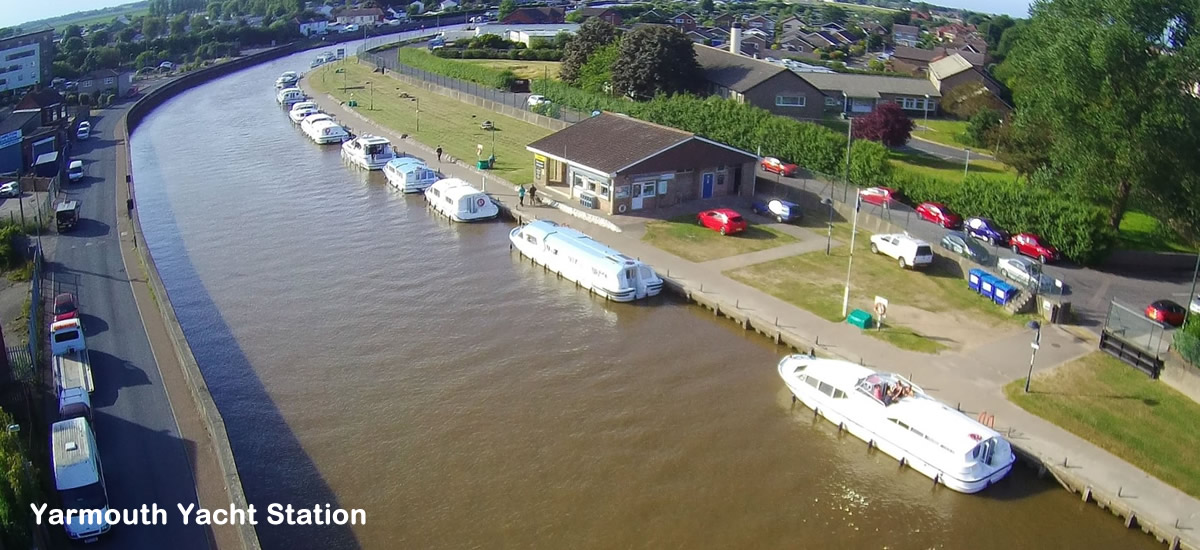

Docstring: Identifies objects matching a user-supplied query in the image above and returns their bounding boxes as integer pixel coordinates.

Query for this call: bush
[966,109,1003,148]
[398,48,516,89]
[0,224,24,268]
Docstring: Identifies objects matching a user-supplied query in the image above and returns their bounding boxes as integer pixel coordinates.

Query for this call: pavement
[45,84,230,548]
[304,84,1200,549]
[905,132,996,162]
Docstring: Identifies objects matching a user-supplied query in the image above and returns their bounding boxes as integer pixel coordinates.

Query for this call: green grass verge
[1115,210,1195,253]
[889,149,1018,184]
[912,119,997,156]
[397,48,516,89]
[642,215,797,263]
[309,61,553,185]
[459,59,561,81]
[869,324,946,354]
[1004,352,1200,499]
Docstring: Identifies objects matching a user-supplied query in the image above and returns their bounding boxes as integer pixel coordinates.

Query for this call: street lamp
[840,188,861,318]
[821,197,834,255]
[964,147,971,177]
[923,93,930,128]
[1184,252,1200,327]
[1023,320,1042,393]
[368,81,373,110]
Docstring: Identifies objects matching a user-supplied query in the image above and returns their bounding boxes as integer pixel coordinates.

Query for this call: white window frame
[824,96,838,106]
[776,94,805,107]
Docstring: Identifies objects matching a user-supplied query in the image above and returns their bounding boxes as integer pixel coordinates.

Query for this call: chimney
[730,21,743,56]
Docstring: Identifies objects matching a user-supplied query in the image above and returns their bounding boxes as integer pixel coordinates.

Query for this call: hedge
[433,48,563,61]
[397,48,517,89]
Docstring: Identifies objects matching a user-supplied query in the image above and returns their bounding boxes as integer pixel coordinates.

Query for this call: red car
[1145,300,1186,327]
[697,208,747,235]
[761,157,798,177]
[53,293,79,323]
[858,186,901,206]
[1009,232,1059,263]
[915,202,962,228]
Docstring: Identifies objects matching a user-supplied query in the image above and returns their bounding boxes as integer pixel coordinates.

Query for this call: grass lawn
[642,215,797,263]
[912,119,996,156]
[459,59,561,81]
[889,150,1019,184]
[727,222,1024,353]
[1004,352,1200,499]
[1115,210,1195,253]
[309,61,552,185]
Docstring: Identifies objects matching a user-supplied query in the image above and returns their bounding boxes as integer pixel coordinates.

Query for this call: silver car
[998,257,1040,287]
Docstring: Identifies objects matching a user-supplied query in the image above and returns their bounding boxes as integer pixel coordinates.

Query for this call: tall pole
[1024,323,1041,393]
[1184,252,1200,326]
[923,94,929,128]
[369,81,373,110]
[844,113,852,187]
[964,148,971,177]
[841,191,860,318]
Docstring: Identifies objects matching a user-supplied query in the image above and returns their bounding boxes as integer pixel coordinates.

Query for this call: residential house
[694,43,826,120]
[780,32,816,54]
[439,0,459,11]
[801,71,939,115]
[780,16,805,35]
[502,7,565,24]
[11,89,68,172]
[314,4,334,18]
[506,25,580,46]
[892,23,919,47]
[740,34,768,55]
[526,113,758,215]
[669,12,698,32]
[575,7,622,25]
[820,21,845,32]
[935,23,975,42]
[295,16,329,36]
[705,26,730,41]
[861,22,887,36]
[76,69,133,97]
[833,29,856,44]
[686,29,714,44]
[927,53,1003,98]
[336,7,384,25]
[713,12,737,29]
[890,45,941,73]
[804,31,839,49]
[743,15,774,35]
[639,9,665,23]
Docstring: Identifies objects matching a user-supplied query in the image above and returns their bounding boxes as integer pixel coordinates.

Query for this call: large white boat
[777,355,1015,493]
[275,71,299,89]
[300,113,349,144]
[510,220,663,302]
[276,87,306,106]
[289,104,319,124]
[424,178,498,222]
[341,135,395,169]
[383,157,439,193]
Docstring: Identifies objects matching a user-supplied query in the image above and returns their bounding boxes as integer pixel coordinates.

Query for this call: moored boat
[289,104,319,124]
[383,157,439,193]
[424,178,498,222]
[341,135,395,169]
[275,71,299,89]
[510,220,663,302]
[300,113,349,144]
[777,355,1015,493]
[276,87,306,106]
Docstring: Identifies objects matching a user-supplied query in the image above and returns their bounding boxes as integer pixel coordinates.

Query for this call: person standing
[436,145,443,162]
[517,185,526,206]
[529,184,538,205]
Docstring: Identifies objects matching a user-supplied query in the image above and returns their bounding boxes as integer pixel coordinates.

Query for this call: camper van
[510,220,664,301]
[424,178,499,222]
[51,417,111,542]
[383,157,439,193]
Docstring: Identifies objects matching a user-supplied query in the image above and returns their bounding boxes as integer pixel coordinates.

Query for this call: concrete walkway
[302,78,1199,550]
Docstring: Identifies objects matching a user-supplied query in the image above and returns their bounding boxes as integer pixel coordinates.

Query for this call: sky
[1,0,1034,30]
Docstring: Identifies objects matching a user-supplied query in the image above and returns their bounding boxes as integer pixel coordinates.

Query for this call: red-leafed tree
[851,103,914,147]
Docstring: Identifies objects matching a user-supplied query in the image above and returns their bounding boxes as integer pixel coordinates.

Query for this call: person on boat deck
[873,384,884,402]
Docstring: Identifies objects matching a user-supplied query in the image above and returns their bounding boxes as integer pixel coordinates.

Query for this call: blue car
[965,217,1009,246]
[751,198,803,223]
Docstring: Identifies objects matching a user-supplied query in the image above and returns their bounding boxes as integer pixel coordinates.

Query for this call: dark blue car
[965,217,1009,246]
[751,198,803,223]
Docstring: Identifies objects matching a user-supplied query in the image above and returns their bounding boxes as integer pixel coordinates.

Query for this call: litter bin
[348,99,358,107]
[979,273,997,298]
[476,159,492,169]
[992,280,1016,306]
[968,268,984,292]
[579,191,598,209]
[847,309,873,329]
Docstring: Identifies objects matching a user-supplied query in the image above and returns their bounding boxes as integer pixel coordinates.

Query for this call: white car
[0,181,19,198]
[998,257,1040,288]
[1190,296,1200,315]
[68,160,84,182]
[526,94,549,109]
[869,233,934,269]
[76,122,91,140]
[342,24,359,33]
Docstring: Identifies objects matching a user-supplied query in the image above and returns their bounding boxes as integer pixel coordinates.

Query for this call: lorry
[51,319,94,419]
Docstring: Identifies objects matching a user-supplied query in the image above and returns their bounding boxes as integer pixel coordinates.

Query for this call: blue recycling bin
[968,268,984,292]
[979,274,997,298]
[992,280,1016,306]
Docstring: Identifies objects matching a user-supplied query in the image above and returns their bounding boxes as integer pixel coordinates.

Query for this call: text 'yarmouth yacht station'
[31,503,367,526]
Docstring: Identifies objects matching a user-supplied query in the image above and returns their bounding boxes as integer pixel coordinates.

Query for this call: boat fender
[867,439,874,450]
[618,203,628,213]
[899,456,906,467]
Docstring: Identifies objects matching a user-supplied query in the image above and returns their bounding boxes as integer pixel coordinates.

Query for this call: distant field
[20,2,149,29]
[459,59,561,81]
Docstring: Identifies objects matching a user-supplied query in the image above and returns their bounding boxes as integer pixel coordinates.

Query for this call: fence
[23,245,42,382]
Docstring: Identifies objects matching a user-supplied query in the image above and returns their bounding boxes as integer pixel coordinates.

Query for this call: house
[502,7,566,24]
[638,9,665,23]
[890,45,941,72]
[575,7,622,25]
[892,24,919,47]
[12,88,66,127]
[439,0,459,10]
[927,53,1002,97]
[506,25,580,46]
[713,12,737,29]
[336,7,384,25]
[526,113,758,215]
[76,69,133,97]
[833,30,857,44]
[780,16,805,35]
[743,15,774,35]
[780,33,816,54]
[820,21,845,32]
[935,23,975,42]
[295,16,329,36]
[740,34,768,55]
[314,4,334,18]
[669,12,698,32]
[694,43,826,120]
[800,72,939,115]
[11,89,68,172]
[686,29,713,44]
[804,31,838,48]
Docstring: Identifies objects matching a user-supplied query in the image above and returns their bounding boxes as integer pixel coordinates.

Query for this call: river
[128,47,1160,549]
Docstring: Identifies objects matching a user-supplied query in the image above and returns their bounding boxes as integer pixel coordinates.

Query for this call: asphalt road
[47,93,211,547]
[902,137,995,162]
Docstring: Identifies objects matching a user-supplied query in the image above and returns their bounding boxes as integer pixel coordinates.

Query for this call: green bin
[847,309,873,329]
[348,100,358,107]
[477,159,491,169]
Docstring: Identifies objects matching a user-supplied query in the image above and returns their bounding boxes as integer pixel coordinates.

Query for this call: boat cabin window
[526,235,538,245]
[817,381,835,397]
[431,189,440,198]
[804,376,821,390]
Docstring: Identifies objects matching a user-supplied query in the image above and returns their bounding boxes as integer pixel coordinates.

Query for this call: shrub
[852,103,913,147]
[398,48,516,89]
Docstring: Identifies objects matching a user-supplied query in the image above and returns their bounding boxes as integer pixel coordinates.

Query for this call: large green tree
[559,17,618,84]
[1006,0,1200,230]
[498,0,517,21]
[0,409,36,549]
[611,26,701,100]
[577,42,619,94]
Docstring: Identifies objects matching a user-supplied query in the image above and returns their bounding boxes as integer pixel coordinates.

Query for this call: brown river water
[128,48,1161,550]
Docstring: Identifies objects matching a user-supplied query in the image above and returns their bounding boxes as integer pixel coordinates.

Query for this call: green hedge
[397,48,517,89]
[433,48,563,61]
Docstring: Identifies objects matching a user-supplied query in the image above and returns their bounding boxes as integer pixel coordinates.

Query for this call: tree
[867,58,885,71]
[63,24,83,39]
[82,46,123,72]
[940,81,1008,119]
[135,50,158,68]
[849,138,892,185]
[965,108,1003,147]
[994,118,1052,177]
[578,42,619,93]
[977,14,1013,51]
[1006,0,1200,230]
[143,16,165,38]
[885,11,911,27]
[117,27,139,42]
[820,4,846,23]
[866,33,883,50]
[0,408,37,550]
[88,29,110,48]
[851,103,913,147]
[407,3,421,16]
[700,0,714,12]
[611,26,701,100]
[208,1,224,21]
[498,0,517,21]
[560,17,618,84]
[62,36,85,54]
[170,13,190,35]
[566,10,583,22]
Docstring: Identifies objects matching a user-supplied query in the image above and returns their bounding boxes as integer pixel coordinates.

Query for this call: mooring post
[736,299,740,308]
[1118,486,1123,497]
[1063,457,1069,467]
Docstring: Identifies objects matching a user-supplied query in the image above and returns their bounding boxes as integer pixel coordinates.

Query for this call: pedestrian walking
[517,185,526,206]
[529,184,538,205]
[436,145,443,162]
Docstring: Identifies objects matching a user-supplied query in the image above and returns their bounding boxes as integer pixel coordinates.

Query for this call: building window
[776,94,805,107]
[900,97,931,110]
[104,77,114,85]
[82,81,91,88]
[825,96,838,106]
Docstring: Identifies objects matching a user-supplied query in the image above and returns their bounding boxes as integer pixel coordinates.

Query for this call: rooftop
[527,113,693,175]
[693,44,789,93]
[928,53,974,80]
[800,71,940,98]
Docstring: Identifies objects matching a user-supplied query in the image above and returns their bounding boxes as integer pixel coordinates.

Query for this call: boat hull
[342,151,393,170]
[509,227,663,302]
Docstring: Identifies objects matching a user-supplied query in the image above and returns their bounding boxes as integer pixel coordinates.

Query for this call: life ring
[874,302,887,317]
[477,197,486,207]
[618,203,628,213]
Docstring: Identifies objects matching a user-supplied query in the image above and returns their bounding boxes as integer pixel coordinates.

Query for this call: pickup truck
[51,319,93,420]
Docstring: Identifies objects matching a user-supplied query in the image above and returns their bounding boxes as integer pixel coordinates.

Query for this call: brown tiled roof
[14,89,64,111]
[693,43,788,93]
[526,113,693,174]
[892,45,939,62]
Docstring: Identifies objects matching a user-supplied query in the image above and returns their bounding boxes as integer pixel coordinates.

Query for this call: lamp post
[923,93,929,128]
[368,81,373,110]
[1023,320,1041,393]
[964,147,971,177]
[841,189,861,318]
[843,92,851,188]
[1184,252,1200,327]
[821,197,834,255]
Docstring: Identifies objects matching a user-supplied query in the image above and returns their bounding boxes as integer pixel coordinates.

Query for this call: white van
[869,233,934,269]
[68,160,84,182]
[52,417,111,542]
[424,178,499,222]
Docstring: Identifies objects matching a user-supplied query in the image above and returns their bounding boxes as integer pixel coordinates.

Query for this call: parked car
[1190,295,1200,315]
[858,186,901,206]
[68,160,84,182]
[76,122,90,140]
[760,157,798,177]
[751,198,802,223]
[915,202,962,228]
[0,181,18,198]
[53,293,79,323]
[964,217,1009,246]
[998,257,1041,288]
[343,24,360,33]
[939,232,990,265]
[158,61,175,71]
[697,208,747,236]
[526,94,549,108]
[1010,232,1059,263]
[869,233,933,269]
[1145,299,1186,327]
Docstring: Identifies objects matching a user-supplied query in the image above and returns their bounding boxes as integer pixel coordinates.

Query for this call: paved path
[905,133,996,162]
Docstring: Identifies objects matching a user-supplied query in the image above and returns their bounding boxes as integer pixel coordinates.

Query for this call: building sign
[0,129,21,150]
[533,155,545,180]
